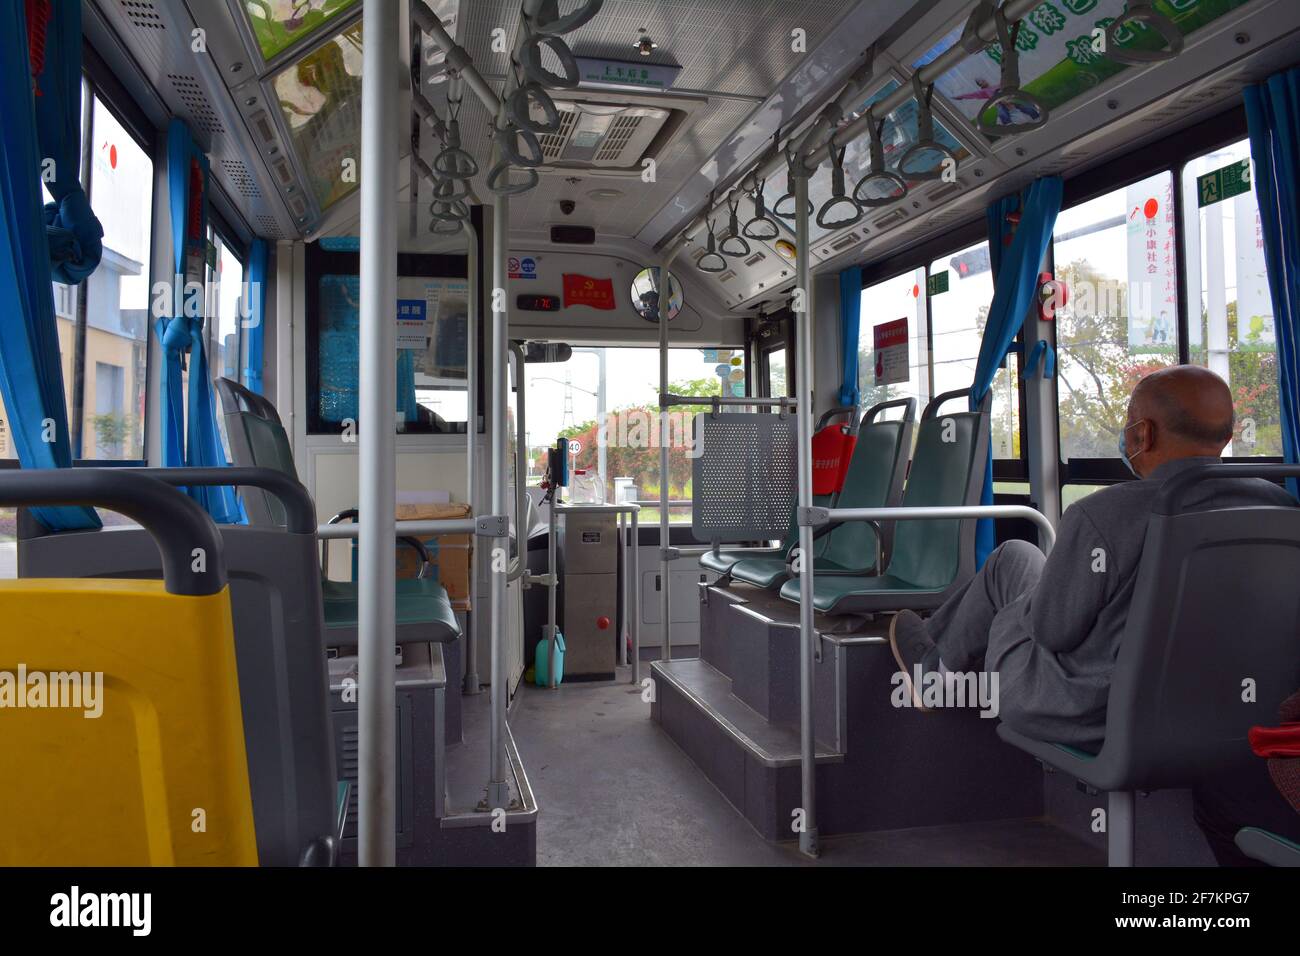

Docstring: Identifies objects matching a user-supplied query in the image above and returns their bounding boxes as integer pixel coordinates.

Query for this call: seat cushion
[700,549,746,575]
[734,555,874,591]
[778,572,946,613]
[322,577,461,641]
[730,557,790,588]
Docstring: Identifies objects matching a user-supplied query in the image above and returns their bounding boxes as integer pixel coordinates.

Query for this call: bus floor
[506,666,1105,867]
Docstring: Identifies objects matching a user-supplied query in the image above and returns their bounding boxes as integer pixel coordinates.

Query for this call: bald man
[890,367,1300,860]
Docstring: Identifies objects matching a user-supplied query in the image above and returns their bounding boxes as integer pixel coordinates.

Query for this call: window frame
[1052,105,1273,487]
[205,218,249,390]
[303,238,474,436]
[751,309,794,399]
[67,56,160,466]
[858,221,1029,482]
[851,104,1272,493]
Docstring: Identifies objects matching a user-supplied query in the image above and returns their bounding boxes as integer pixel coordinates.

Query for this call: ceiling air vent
[168,73,224,135]
[255,215,280,237]
[538,111,579,161]
[873,208,909,230]
[927,181,964,203]
[743,251,767,267]
[120,0,164,30]
[531,101,670,169]
[718,269,737,283]
[249,110,279,148]
[827,231,862,253]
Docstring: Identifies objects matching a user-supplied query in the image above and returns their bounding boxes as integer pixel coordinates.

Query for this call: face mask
[1118,420,1146,478]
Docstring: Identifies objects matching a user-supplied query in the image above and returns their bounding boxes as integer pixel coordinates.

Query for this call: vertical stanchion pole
[657,259,672,662]
[486,152,510,810]
[619,511,628,666]
[794,172,818,858]
[511,343,529,583]
[547,495,558,688]
[463,218,481,695]
[357,0,399,866]
[631,506,640,684]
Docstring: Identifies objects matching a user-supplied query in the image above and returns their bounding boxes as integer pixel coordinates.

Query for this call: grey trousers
[925,539,1046,672]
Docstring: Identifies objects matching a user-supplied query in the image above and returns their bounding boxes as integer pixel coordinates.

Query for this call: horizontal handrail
[822,504,1056,553]
[662,394,795,408]
[316,518,478,540]
[553,503,642,515]
[0,468,226,596]
[125,467,317,535]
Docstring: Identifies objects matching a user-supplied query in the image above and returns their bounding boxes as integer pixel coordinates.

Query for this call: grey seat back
[17,468,338,866]
[216,377,298,527]
[885,389,990,591]
[1100,464,1300,792]
[820,398,915,569]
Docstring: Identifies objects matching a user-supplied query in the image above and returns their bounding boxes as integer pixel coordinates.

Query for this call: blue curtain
[154,119,241,522]
[36,1,102,285]
[971,177,1064,565]
[1244,68,1300,499]
[0,1,98,530]
[243,238,268,394]
[838,265,862,407]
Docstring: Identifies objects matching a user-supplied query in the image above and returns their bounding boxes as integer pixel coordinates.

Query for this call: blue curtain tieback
[43,186,103,284]
[158,314,201,355]
[1026,340,1055,378]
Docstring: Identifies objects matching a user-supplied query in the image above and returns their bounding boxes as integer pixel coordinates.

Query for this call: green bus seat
[779,389,989,614]
[216,377,460,647]
[731,398,913,589]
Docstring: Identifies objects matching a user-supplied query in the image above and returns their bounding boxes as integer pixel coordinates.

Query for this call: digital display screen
[517,294,561,312]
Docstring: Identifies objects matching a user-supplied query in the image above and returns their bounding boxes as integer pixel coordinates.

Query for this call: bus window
[765,346,789,398]
[929,242,1019,460]
[1182,140,1281,457]
[858,268,928,410]
[1053,170,1178,461]
[516,346,744,525]
[209,233,246,461]
[211,235,246,387]
[75,92,154,462]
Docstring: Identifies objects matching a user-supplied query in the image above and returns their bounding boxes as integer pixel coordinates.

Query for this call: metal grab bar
[662,393,795,408]
[553,503,642,516]
[316,518,477,539]
[816,504,1056,554]
[675,0,1046,248]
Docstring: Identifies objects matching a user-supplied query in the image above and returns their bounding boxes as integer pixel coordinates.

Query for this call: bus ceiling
[89,0,1300,301]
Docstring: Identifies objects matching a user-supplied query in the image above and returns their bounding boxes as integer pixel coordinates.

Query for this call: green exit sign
[927,272,950,297]
[1197,159,1252,208]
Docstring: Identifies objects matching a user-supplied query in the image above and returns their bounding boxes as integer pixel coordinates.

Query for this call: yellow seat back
[0,578,257,866]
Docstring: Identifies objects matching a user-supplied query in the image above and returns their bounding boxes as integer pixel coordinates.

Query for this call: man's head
[1121,365,1234,478]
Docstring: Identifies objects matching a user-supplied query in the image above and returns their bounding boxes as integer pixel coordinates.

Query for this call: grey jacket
[989,456,1296,749]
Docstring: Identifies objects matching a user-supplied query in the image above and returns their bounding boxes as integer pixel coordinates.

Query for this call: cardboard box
[395,502,473,610]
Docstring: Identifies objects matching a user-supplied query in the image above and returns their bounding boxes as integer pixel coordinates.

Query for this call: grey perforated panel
[692,412,796,542]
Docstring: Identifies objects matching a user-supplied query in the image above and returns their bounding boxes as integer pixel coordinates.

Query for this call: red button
[596,616,610,630]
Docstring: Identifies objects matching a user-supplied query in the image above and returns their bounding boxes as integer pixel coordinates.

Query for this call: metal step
[652,657,843,768]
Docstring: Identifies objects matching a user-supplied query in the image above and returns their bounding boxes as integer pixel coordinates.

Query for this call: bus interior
[2,0,1300,880]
